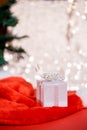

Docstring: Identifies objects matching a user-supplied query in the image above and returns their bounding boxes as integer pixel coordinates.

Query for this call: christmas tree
[0,0,27,66]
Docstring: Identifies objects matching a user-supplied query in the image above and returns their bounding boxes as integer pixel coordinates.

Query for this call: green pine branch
[3,16,18,27]
[0,49,7,65]
[0,0,28,66]
[6,45,26,53]
[0,10,18,27]
[6,46,27,61]
[0,34,28,43]
[0,0,16,10]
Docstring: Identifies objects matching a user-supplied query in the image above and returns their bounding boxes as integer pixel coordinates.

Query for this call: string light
[84,0,87,19]
[65,0,87,90]
[66,0,77,44]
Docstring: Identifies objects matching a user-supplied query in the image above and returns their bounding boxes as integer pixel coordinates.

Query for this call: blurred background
[0,0,87,89]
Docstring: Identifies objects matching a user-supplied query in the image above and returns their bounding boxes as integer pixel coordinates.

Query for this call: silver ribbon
[40,72,64,81]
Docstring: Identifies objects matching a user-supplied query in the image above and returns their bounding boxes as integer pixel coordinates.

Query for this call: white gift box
[36,80,68,107]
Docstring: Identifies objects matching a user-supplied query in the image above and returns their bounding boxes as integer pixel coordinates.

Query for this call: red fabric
[0,109,87,130]
[0,76,83,125]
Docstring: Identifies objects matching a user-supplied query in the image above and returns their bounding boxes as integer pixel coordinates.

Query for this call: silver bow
[40,72,64,81]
